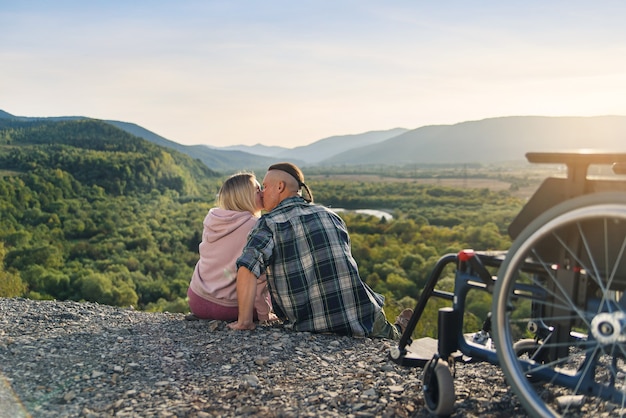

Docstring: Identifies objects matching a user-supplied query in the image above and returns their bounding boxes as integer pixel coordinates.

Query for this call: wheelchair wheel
[493,192,626,417]
[513,339,543,383]
[514,338,540,357]
[422,358,455,417]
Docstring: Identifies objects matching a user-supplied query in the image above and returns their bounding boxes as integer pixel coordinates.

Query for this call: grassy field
[0,169,23,177]
[310,172,544,200]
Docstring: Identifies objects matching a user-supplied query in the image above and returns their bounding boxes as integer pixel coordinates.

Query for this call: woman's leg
[187,288,258,321]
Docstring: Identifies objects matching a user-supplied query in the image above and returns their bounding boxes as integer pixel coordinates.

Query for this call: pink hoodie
[189,208,270,320]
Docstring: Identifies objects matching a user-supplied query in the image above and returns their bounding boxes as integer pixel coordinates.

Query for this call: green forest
[0,119,528,337]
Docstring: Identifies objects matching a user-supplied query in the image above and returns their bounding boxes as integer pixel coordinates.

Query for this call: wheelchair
[389,151,626,417]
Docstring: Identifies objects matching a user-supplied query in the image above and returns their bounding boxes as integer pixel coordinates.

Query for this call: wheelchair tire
[422,358,455,417]
[513,339,543,383]
[493,192,626,417]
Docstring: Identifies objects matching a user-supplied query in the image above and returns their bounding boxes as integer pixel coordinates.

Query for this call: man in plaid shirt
[228,162,408,339]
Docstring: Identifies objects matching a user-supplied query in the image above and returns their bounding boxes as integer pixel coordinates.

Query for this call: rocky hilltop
[0,298,550,417]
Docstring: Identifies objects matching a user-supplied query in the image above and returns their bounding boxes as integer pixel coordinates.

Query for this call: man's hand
[227,320,256,331]
[258,312,281,327]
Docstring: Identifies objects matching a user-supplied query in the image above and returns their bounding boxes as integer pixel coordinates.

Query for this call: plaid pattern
[237,196,385,337]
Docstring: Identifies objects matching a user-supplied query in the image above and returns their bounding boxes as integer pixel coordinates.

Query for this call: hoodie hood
[203,208,257,243]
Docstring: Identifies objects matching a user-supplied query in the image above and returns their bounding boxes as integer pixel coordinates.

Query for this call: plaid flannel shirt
[236,196,385,337]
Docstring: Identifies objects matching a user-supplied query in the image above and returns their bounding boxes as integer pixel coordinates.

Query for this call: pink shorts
[187,288,258,321]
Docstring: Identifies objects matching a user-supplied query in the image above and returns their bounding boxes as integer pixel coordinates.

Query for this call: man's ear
[278,181,284,192]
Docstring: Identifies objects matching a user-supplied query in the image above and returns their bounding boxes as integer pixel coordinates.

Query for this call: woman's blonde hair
[217,172,260,216]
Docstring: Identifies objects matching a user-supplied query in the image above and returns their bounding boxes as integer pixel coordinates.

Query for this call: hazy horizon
[3,1,626,148]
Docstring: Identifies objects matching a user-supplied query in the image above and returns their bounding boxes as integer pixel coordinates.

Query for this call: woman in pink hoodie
[186,173,271,322]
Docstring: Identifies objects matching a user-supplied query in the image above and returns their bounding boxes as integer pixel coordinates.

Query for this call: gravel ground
[0,298,614,417]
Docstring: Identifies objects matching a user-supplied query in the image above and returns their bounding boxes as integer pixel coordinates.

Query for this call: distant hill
[0,111,89,124]
[219,143,289,157]
[4,110,626,169]
[0,109,15,119]
[0,118,219,196]
[214,129,409,164]
[105,120,286,172]
[323,116,626,165]
[0,111,283,173]
[274,128,409,164]
[214,128,408,165]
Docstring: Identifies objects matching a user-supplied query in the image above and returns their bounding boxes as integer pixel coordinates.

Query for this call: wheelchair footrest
[403,337,463,367]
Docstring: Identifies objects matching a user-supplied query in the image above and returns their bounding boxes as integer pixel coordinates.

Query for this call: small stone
[362,388,377,398]
[63,391,76,402]
[352,403,366,411]
[254,356,270,366]
[243,374,260,387]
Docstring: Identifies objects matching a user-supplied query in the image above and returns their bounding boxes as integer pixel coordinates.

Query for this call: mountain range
[2,109,625,171]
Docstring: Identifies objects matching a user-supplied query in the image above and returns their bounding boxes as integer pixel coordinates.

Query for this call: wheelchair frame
[389,151,626,417]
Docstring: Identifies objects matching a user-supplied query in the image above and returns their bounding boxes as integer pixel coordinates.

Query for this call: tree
[80,272,114,304]
[386,273,417,297]
[0,242,26,297]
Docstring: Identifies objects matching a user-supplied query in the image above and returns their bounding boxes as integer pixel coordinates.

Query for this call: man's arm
[227,266,258,331]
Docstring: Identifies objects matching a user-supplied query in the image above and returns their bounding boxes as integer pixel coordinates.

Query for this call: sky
[2,1,626,148]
